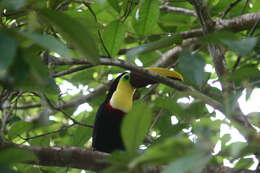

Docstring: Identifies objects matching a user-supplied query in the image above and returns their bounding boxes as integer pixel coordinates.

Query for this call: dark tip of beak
[130,71,183,88]
[130,72,156,88]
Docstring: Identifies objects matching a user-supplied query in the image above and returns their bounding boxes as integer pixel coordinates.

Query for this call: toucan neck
[109,85,135,113]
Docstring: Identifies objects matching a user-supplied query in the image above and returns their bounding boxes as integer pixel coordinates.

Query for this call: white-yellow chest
[110,77,135,113]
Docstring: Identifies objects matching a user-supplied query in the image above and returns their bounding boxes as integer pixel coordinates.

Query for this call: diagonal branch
[45,55,223,111]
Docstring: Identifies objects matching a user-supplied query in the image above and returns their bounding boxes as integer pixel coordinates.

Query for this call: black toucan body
[92,68,183,153]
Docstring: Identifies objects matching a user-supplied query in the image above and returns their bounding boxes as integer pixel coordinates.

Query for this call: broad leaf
[222,37,258,56]
[0,164,20,173]
[126,35,182,59]
[133,0,160,36]
[129,136,192,167]
[0,32,17,71]
[235,158,254,169]
[0,148,37,165]
[103,20,126,57]
[19,31,72,58]
[39,9,99,64]
[0,0,27,10]
[121,102,152,153]
[8,121,33,140]
[177,51,208,88]
[247,112,260,128]
[69,112,95,146]
[229,64,260,82]
[162,151,211,173]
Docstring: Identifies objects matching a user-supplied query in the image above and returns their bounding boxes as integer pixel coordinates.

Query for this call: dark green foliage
[0,0,259,173]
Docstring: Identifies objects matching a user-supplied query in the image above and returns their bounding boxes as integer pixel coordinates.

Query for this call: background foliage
[0,0,260,173]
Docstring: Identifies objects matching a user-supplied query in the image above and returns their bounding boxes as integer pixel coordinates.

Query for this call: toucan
[92,67,183,153]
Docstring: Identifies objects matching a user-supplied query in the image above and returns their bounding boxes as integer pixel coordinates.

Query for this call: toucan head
[108,68,183,113]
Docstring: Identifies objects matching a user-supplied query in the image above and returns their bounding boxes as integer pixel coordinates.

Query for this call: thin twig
[19,124,75,141]
[83,2,112,58]
[232,56,241,72]
[221,0,242,18]
[43,95,94,128]
[52,64,93,78]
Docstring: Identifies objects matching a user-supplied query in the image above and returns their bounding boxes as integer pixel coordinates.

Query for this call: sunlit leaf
[235,158,254,169]
[8,121,33,140]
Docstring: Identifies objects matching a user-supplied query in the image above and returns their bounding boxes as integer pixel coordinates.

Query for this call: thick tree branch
[0,141,256,173]
[0,141,109,172]
[182,12,260,39]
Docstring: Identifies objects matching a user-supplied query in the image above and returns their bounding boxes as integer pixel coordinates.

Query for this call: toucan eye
[124,75,129,80]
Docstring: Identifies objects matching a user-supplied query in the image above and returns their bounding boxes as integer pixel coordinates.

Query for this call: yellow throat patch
[110,73,136,113]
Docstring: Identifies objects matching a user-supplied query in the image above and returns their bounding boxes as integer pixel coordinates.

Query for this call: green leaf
[121,102,152,153]
[19,31,72,58]
[162,151,211,173]
[235,158,254,169]
[224,90,243,116]
[4,50,58,95]
[39,9,99,64]
[23,53,58,94]
[247,112,260,127]
[0,148,37,165]
[8,121,33,139]
[222,37,258,56]
[222,142,248,158]
[229,64,260,82]
[201,31,237,44]
[133,0,160,36]
[0,164,20,173]
[103,20,126,57]
[126,35,182,59]
[0,32,17,71]
[30,136,50,146]
[69,113,95,146]
[177,51,207,88]
[103,151,136,173]
[107,0,122,12]
[129,136,192,167]
[155,97,185,117]
[0,0,27,10]
[221,134,231,145]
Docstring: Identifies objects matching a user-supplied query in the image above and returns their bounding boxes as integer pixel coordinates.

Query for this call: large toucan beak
[130,67,184,88]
